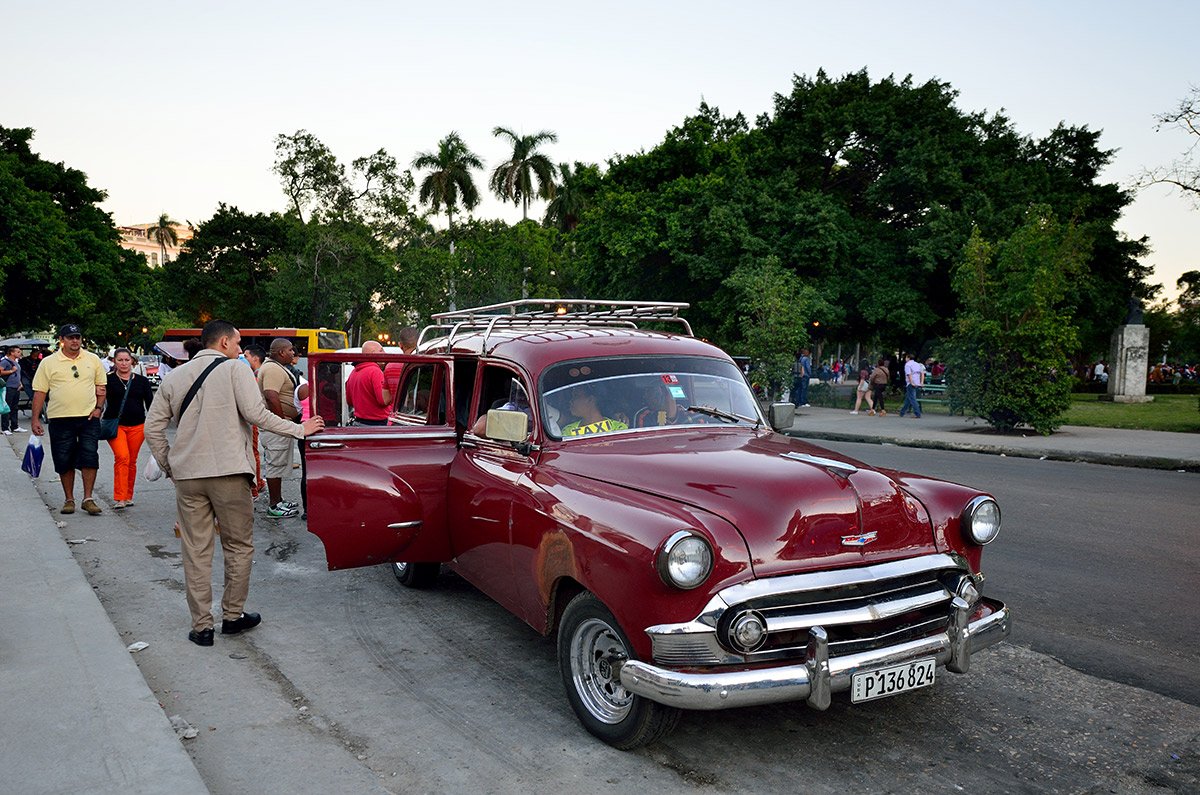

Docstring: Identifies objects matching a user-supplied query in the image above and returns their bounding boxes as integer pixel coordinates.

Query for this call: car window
[395,364,436,423]
[540,356,760,439]
[472,365,533,439]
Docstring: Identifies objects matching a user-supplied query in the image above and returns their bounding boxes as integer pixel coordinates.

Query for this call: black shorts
[47,416,101,473]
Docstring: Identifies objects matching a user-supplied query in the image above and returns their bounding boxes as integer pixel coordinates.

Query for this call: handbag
[0,397,8,415]
[99,376,133,440]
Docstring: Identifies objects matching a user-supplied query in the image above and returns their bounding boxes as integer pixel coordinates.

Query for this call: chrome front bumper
[618,597,1010,711]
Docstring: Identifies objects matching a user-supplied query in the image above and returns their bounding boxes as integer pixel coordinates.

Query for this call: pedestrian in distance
[1,345,26,433]
[383,326,420,395]
[104,348,155,509]
[257,338,304,518]
[144,320,325,647]
[792,348,812,408]
[867,358,890,416]
[30,324,107,515]
[898,352,924,419]
[850,366,874,415]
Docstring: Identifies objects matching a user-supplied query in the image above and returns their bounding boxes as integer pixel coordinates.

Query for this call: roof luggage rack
[421,299,692,350]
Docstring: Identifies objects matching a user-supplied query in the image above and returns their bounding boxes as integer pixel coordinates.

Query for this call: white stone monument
[1101,299,1153,404]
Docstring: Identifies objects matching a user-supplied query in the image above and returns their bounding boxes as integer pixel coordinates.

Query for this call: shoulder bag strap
[178,358,228,421]
[112,375,132,420]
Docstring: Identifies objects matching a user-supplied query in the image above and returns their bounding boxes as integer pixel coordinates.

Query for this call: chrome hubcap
[570,617,632,724]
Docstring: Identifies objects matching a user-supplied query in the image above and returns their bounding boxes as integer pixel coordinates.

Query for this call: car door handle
[309,441,345,449]
[388,521,422,530]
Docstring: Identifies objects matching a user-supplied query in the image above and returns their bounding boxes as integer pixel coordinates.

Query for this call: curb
[784,428,1200,473]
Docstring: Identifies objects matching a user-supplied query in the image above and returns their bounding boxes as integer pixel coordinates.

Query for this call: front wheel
[557,592,681,749]
[391,561,440,589]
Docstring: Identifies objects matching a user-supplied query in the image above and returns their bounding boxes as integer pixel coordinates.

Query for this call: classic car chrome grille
[645,554,974,667]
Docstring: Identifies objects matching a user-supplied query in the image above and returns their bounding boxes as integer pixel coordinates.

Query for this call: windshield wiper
[686,405,756,424]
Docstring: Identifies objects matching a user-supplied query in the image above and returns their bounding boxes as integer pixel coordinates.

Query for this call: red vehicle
[303,300,1010,749]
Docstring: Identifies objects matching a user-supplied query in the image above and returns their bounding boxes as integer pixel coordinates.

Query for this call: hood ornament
[841,531,878,547]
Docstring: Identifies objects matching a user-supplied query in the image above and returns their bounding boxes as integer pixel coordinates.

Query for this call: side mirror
[768,402,795,432]
[485,409,529,442]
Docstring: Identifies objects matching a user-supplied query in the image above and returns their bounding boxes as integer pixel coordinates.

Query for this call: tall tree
[940,208,1086,434]
[147,212,178,267]
[543,161,599,232]
[0,125,154,340]
[412,132,483,230]
[489,127,557,221]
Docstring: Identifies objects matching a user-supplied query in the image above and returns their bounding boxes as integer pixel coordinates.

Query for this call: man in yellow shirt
[31,324,107,515]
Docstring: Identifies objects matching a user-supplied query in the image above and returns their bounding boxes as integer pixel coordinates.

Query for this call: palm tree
[147,212,178,267]
[412,132,483,230]
[489,127,557,221]
[543,162,595,233]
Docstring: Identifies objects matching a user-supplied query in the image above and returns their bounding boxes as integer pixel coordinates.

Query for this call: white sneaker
[849,411,859,415]
[801,404,811,408]
[2,430,10,436]
[13,427,27,433]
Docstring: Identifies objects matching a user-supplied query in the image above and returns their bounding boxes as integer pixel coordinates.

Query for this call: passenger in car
[560,384,628,437]
[634,381,688,428]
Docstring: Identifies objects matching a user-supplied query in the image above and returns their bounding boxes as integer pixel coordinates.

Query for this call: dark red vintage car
[304,300,1010,749]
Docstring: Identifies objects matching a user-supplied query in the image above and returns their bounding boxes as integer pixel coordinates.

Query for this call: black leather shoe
[188,628,214,646]
[221,612,262,635]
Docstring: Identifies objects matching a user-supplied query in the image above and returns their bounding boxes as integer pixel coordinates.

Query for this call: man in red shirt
[346,340,392,426]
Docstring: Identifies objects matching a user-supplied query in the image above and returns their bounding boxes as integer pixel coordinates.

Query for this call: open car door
[305,352,457,570]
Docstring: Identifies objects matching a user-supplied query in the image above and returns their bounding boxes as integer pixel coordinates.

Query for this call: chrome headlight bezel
[962,496,1001,545]
[656,530,714,590]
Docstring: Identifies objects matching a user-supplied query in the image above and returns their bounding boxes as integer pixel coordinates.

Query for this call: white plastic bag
[144,455,164,482]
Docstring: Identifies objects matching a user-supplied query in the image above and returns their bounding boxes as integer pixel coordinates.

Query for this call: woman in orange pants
[104,349,155,508]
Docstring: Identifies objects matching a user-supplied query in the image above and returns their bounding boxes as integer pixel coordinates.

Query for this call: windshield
[540,356,760,439]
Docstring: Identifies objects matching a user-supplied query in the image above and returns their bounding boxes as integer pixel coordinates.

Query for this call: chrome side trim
[387,521,422,530]
[781,451,859,476]
[312,431,457,442]
[620,602,1010,711]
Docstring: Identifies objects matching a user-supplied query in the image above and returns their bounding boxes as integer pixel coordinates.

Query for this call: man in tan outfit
[146,320,324,646]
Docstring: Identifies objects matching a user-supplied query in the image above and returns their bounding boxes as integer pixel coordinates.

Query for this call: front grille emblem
[841,531,878,547]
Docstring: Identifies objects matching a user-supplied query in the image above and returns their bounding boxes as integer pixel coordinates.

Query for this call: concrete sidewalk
[785,405,1200,471]
[0,435,207,794]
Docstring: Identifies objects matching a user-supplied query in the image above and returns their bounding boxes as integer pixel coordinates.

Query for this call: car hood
[545,430,937,577]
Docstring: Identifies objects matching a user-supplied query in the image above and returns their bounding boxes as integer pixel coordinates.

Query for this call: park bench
[919,383,962,415]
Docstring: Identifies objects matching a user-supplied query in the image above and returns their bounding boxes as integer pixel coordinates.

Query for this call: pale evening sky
[3,1,1196,298]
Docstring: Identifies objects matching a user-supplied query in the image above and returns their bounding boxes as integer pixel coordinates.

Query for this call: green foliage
[720,256,824,399]
[940,209,1085,434]
[567,71,1152,366]
[544,162,600,232]
[0,126,155,343]
[412,132,483,229]
[490,128,557,221]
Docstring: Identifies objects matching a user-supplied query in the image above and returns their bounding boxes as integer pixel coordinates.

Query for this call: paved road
[28,437,1200,793]
[816,441,1200,708]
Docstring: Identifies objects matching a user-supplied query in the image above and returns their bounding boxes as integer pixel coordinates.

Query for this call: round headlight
[963,497,1001,545]
[657,531,713,590]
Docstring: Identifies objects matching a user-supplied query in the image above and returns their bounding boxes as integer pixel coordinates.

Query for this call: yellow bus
[161,327,348,357]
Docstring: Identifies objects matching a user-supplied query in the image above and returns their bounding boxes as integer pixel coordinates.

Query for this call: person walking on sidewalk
[898,352,924,419]
[103,348,155,509]
[867,358,890,416]
[145,320,325,647]
[30,324,107,515]
[850,365,874,415]
[1,345,25,433]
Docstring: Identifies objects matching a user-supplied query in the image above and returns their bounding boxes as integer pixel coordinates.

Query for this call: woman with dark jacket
[104,348,155,509]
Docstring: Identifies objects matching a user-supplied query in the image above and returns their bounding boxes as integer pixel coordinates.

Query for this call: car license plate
[850,658,936,703]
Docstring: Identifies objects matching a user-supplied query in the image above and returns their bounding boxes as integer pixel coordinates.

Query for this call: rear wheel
[391,561,440,589]
[557,592,681,749]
